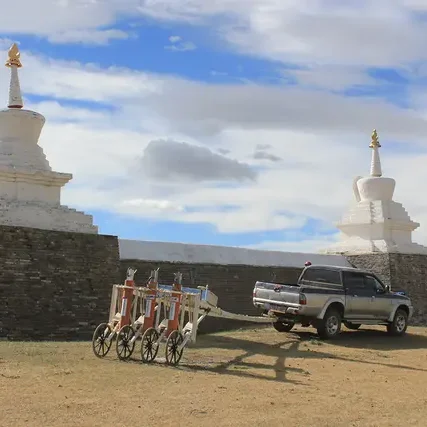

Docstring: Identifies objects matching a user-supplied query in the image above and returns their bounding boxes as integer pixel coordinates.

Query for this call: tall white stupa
[0,43,98,234]
[322,129,427,255]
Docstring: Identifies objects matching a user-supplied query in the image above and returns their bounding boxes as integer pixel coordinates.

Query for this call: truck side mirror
[385,285,390,292]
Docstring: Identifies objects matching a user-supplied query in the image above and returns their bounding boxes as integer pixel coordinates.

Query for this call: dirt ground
[1,325,427,427]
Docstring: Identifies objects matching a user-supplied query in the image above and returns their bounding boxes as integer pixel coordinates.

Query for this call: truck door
[343,271,376,319]
[364,275,391,319]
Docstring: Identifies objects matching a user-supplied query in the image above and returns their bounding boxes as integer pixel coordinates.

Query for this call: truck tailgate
[254,281,300,305]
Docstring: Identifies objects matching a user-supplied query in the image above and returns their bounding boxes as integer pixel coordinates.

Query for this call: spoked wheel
[165,330,184,366]
[92,322,113,358]
[141,327,160,363]
[116,325,136,361]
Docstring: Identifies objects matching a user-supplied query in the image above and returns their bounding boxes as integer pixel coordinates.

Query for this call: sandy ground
[1,325,427,427]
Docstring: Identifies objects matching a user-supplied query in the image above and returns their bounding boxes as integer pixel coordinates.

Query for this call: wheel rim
[92,323,112,358]
[326,316,339,335]
[141,328,159,363]
[165,331,184,365]
[116,326,136,360]
[396,315,406,332]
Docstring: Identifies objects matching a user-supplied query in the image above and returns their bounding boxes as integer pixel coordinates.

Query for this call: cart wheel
[92,322,113,358]
[140,327,160,363]
[165,330,184,366]
[116,325,136,361]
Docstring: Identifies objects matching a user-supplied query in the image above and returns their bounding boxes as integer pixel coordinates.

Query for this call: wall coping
[119,238,352,268]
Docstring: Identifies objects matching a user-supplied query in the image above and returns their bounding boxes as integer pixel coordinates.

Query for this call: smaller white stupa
[322,129,427,255]
[0,43,98,234]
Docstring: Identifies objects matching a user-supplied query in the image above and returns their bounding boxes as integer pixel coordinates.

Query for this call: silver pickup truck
[252,264,413,339]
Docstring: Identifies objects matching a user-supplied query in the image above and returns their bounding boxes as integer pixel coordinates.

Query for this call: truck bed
[253,281,301,312]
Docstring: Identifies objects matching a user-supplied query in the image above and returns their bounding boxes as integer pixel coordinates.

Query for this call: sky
[2,0,427,253]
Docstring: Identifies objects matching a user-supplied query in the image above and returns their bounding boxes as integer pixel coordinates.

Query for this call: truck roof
[306,264,374,275]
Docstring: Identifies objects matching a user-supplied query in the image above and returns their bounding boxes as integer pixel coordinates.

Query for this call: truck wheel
[272,320,295,333]
[317,308,342,339]
[344,321,361,330]
[386,309,408,336]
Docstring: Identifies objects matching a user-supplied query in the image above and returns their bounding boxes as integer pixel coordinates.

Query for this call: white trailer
[92,268,278,365]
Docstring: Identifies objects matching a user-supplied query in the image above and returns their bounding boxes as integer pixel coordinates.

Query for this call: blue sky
[2,1,427,253]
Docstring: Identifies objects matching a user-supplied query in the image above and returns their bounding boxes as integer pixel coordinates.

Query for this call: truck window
[342,271,366,290]
[365,275,385,293]
[302,268,341,285]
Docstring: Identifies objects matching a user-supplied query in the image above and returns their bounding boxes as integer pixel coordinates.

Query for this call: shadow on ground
[182,337,308,385]
[104,326,427,385]
[293,326,427,351]
[173,328,427,383]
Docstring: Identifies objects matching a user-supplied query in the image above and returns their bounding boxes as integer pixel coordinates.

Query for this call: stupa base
[0,199,98,234]
[320,236,427,255]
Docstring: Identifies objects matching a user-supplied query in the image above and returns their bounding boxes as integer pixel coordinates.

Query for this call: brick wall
[120,259,303,334]
[0,225,120,340]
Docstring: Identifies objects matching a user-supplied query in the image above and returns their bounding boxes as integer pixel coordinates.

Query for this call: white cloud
[168,35,182,43]
[164,41,197,52]
[15,52,163,104]
[0,0,138,43]
[120,198,184,212]
[282,64,377,91]
[164,35,197,52]
[27,100,110,123]
[0,1,425,66]
[134,0,427,68]
[47,29,130,45]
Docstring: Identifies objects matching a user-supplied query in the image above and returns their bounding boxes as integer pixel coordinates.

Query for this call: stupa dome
[355,130,395,202]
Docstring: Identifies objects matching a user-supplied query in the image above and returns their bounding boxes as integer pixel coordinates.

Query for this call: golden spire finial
[5,43,22,68]
[369,129,381,149]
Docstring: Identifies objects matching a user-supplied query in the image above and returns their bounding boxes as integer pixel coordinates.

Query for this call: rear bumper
[253,297,302,316]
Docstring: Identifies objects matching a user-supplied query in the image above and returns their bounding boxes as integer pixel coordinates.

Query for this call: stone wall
[388,254,427,325]
[347,254,391,286]
[3,223,427,341]
[347,253,427,325]
[120,259,303,334]
[0,225,120,340]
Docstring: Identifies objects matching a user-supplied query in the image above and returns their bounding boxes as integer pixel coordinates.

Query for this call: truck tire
[272,320,295,333]
[344,321,361,330]
[317,308,342,339]
[386,308,408,336]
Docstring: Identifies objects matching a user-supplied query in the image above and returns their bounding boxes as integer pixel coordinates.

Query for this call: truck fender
[387,303,409,322]
[316,297,346,320]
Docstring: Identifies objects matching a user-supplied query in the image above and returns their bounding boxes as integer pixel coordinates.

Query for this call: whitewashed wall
[119,238,351,268]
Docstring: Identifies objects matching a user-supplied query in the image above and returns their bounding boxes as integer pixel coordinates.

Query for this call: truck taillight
[253,289,257,298]
[299,294,307,305]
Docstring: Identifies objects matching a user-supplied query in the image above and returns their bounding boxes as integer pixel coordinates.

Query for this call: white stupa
[0,43,98,234]
[322,129,427,255]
